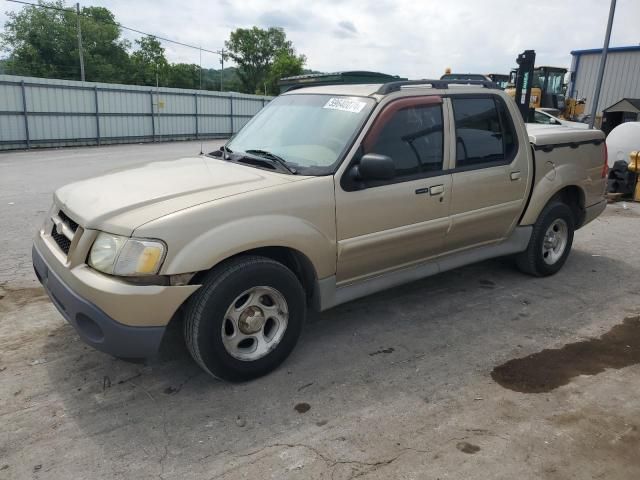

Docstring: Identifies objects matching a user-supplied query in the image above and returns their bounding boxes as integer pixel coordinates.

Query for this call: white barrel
[606,122,640,168]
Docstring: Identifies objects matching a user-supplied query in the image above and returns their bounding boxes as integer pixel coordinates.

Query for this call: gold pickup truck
[33,80,607,381]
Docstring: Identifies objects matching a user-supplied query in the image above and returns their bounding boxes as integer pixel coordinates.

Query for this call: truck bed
[521,124,606,225]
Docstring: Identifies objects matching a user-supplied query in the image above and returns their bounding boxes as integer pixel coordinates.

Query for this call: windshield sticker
[323,98,367,113]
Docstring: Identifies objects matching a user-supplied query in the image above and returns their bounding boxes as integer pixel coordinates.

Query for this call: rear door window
[452,97,517,168]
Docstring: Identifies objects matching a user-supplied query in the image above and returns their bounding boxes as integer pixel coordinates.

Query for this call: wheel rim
[542,218,568,265]
[221,286,289,361]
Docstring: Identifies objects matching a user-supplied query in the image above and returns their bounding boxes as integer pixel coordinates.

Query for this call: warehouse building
[568,45,640,132]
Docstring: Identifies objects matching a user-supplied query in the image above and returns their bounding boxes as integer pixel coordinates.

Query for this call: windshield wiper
[244,149,297,174]
[221,145,232,160]
[207,145,233,159]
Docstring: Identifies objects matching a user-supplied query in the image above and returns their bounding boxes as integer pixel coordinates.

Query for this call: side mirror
[354,153,395,181]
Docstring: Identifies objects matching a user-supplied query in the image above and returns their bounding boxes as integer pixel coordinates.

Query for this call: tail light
[601,143,608,178]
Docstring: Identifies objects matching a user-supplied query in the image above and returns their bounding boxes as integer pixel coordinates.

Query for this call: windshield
[226,94,375,175]
[546,71,564,95]
[533,69,565,95]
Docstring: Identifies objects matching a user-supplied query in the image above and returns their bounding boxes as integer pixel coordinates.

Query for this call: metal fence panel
[101,115,152,139]
[0,84,23,110]
[0,114,25,143]
[29,114,97,140]
[99,89,150,114]
[0,74,272,150]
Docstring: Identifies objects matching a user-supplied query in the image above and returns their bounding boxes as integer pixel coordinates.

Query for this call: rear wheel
[516,201,575,277]
[184,256,306,381]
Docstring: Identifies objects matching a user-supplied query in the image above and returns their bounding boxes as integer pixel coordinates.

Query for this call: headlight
[88,232,166,276]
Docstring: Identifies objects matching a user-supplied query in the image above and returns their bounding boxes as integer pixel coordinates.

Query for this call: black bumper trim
[32,245,166,358]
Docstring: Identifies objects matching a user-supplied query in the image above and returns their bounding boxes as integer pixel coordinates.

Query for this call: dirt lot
[1,142,639,479]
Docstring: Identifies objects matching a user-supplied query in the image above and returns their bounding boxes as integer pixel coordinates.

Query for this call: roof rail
[376,79,499,95]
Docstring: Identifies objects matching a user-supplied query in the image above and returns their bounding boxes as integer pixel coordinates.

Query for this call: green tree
[167,62,200,89]
[267,51,305,94]
[129,36,169,86]
[224,27,306,94]
[0,1,130,82]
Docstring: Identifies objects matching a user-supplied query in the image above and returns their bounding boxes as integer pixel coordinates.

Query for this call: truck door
[335,96,453,284]
[445,95,530,251]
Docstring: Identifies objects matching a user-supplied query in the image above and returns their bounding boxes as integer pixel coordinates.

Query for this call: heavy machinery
[487,73,510,89]
[506,50,586,121]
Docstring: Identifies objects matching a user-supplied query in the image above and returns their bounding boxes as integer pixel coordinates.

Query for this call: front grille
[51,228,72,254]
[50,209,80,255]
[58,210,79,233]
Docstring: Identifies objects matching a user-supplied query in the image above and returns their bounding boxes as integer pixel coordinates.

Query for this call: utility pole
[589,0,616,129]
[220,49,224,92]
[76,3,85,81]
[199,47,202,90]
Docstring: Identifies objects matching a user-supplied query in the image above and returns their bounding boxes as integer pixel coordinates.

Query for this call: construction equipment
[487,73,510,89]
[628,151,640,202]
[506,51,586,121]
[511,50,536,121]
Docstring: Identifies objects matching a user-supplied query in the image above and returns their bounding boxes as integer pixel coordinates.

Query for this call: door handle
[510,171,521,181]
[429,184,444,195]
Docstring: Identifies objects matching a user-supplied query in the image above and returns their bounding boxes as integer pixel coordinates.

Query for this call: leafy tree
[167,63,201,89]
[1,3,308,94]
[0,1,130,82]
[129,36,169,86]
[267,51,305,94]
[79,6,131,82]
[201,66,243,92]
[224,27,306,94]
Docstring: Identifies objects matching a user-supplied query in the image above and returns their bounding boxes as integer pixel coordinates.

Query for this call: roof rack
[376,79,499,95]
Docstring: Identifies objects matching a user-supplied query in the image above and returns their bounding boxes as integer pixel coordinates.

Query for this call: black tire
[516,201,575,277]
[184,256,306,382]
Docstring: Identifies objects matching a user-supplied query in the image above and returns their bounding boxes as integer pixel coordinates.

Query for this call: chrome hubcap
[221,286,288,361]
[542,218,568,265]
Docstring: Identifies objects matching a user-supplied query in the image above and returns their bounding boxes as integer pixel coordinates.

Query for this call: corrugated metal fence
[0,74,272,150]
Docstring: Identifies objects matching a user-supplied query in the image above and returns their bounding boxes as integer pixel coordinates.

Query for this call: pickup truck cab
[33,80,607,381]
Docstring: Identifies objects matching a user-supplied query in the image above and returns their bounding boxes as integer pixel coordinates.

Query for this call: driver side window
[366,105,444,178]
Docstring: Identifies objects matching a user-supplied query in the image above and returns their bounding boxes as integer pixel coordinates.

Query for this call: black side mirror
[354,153,395,181]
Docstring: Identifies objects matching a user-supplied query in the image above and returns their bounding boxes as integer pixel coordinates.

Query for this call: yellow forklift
[506,51,585,120]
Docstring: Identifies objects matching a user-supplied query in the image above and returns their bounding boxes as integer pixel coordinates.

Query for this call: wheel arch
[190,246,321,309]
[520,182,587,228]
[552,185,586,228]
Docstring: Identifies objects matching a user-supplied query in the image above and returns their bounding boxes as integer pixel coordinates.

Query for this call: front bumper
[33,245,167,358]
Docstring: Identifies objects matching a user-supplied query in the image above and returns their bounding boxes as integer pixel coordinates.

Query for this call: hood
[55,156,303,235]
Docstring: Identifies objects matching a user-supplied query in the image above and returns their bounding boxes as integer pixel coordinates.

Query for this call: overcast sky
[2,0,639,78]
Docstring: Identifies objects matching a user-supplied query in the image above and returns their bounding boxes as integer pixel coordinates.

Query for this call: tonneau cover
[526,124,605,147]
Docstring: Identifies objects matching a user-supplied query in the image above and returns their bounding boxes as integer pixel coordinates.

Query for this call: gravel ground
[1,142,639,480]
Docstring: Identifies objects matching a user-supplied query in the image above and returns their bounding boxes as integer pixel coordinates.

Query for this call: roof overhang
[603,98,640,114]
[571,45,640,56]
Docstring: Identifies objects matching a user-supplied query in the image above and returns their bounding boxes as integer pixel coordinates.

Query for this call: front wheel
[516,201,575,277]
[184,256,306,381]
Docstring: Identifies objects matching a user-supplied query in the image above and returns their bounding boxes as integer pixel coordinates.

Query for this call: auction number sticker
[323,97,367,113]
